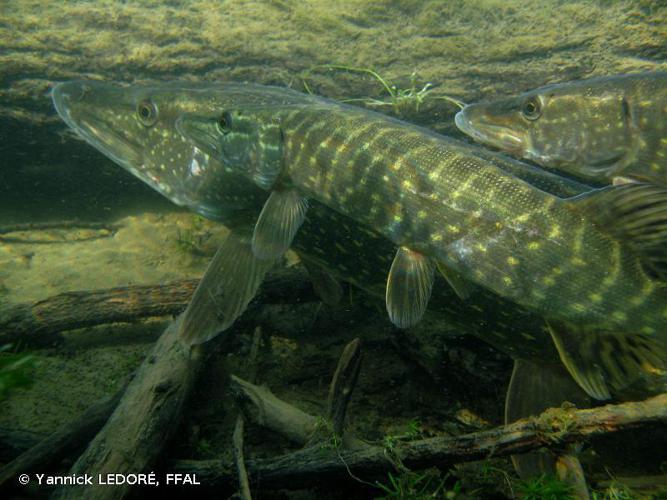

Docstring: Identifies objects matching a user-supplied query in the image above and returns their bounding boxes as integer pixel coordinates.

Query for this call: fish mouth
[455,107,524,154]
[52,82,143,173]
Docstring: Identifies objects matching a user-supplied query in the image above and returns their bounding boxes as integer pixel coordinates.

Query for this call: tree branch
[171,394,667,489]
[0,266,316,343]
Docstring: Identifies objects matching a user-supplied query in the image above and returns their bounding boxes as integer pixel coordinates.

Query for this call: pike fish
[454,72,667,185]
[51,81,665,402]
[51,80,667,479]
[177,85,667,400]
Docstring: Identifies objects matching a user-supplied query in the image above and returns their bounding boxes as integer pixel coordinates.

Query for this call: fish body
[179,95,667,335]
[52,81,666,399]
[454,72,667,185]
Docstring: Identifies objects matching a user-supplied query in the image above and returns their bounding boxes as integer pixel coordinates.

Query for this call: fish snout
[455,106,524,154]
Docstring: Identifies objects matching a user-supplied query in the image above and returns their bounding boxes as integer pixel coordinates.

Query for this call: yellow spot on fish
[548,225,561,239]
[506,256,519,266]
[428,170,439,181]
[475,243,487,252]
[447,224,460,234]
[612,311,627,322]
[502,276,513,286]
[571,257,586,266]
[402,180,413,190]
[641,326,655,334]
[651,162,661,172]
[570,303,586,313]
[393,214,402,223]
[589,293,602,303]
[371,193,381,201]
[527,241,540,250]
[417,210,427,219]
[431,233,443,242]
[543,276,555,286]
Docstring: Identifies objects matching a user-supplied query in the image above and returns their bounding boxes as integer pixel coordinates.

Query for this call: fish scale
[255,105,663,332]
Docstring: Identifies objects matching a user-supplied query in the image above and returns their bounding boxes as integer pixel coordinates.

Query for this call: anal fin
[548,321,667,400]
[179,229,275,346]
[436,261,476,300]
[386,246,435,328]
[252,189,308,260]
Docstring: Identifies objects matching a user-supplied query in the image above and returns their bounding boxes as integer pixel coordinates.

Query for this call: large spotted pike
[455,72,667,185]
[178,85,667,400]
[52,81,665,401]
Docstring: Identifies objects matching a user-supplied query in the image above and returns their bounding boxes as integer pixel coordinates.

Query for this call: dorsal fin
[571,183,667,280]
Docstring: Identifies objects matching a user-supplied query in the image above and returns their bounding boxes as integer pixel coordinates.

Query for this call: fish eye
[216,111,233,135]
[136,99,158,127]
[521,97,541,120]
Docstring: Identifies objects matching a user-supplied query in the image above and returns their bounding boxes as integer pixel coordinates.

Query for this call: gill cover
[177,111,284,190]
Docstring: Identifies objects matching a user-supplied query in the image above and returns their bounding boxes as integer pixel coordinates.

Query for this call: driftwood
[52,315,206,500]
[327,338,362,436]
[231,376,319,445]
[233,327,263,500]
[0,266,315,342]
[171,394,667,490]
[0,221,121,244]
[0,375,132,491]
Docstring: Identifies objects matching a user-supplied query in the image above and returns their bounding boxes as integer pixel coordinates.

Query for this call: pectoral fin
[548,321,667,400]
[505,360,590,479]
[386,247,435,328]
[436,261,476,300]
[252,189,308,260]
[179,229,275,346]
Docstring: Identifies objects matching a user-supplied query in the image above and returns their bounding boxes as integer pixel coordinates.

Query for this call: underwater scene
[1,1,666,498]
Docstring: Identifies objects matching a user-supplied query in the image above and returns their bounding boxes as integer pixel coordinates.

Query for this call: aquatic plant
[302,65,465,117]
[0,345,37,400]
[174,214,209,256]
[375,469,458,499]
[516,474,574,500]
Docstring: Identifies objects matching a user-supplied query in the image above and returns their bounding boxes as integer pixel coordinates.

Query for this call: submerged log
[0,266,315,343]
[52,315,206,500]
[171,394,667,489]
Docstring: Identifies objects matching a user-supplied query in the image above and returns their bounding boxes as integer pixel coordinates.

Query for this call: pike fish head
[176,108,287,191]
[51,81,306,220]
[456,84,634,178]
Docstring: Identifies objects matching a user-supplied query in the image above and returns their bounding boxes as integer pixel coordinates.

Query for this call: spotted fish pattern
[455,72,667,185]
[178,87,667,399]
[52,81,666,399]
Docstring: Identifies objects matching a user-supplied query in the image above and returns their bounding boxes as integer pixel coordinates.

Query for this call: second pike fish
[177,85,667,400]
[455,72,667,185]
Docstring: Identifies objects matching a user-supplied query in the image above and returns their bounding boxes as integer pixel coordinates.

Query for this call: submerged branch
[0,266,316,342]
[171,394,667,489]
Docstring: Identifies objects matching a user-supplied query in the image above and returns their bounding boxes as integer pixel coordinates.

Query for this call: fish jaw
[51,80,273,221]
[455,105,525,155]
[52,82,144,171]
